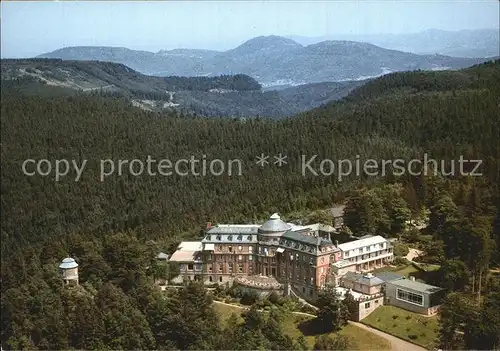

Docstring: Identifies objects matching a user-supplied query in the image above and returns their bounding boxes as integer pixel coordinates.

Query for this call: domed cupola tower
[59,257,79,286]
[258,213,291,238]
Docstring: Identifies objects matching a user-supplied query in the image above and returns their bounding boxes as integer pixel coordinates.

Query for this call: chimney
[328,233,331,242]
[206,222,212,229]
[335,240,339,247]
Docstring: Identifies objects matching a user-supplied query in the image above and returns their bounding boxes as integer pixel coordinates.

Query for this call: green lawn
[213,303,391,350]
[373,264,419,278]
[362,305,439,349]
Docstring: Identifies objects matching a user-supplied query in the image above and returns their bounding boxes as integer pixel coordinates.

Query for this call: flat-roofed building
[168,241,203,282]
[385,278,445,315]
[333,235,393,277]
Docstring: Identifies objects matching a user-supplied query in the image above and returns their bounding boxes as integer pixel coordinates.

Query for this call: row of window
[212,235,253,241]
[279,239,317,253]
[396,288,424,306]
[216,245,254,253]
[288,252,326,264]
[208,262,250,272]
[344,243,386,258]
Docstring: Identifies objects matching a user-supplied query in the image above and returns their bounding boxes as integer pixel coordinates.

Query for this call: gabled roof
[281,230,333,246]
[206,225,260,235]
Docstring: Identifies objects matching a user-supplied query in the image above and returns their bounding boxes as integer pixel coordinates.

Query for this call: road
[212,300,427,351]
[81,84,115,92]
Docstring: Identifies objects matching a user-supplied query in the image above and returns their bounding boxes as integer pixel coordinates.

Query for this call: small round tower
[59,257,79,286]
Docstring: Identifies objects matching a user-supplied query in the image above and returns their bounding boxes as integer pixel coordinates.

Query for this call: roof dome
[59,257,78,269]
[259,213,292,233]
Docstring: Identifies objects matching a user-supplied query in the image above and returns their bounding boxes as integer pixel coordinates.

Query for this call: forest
[1,60,499,349]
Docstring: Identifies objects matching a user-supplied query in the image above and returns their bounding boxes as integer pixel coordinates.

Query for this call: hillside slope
[1,58,362,118]
[1,60,498,247]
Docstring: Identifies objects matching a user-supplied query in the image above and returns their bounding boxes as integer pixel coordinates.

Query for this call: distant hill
[1,58,363,118]
[288,29,500,59]
[37,35,492,87]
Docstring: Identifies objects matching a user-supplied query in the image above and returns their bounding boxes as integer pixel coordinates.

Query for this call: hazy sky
[1,0,499,58]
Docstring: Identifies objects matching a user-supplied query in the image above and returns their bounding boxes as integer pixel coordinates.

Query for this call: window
[247,235,252,241]
[249,255,253,261]
[209,276,213,282]
[238,264,243,273]
[188,264,194,270]
[228,246,232,252]
[228,262,233,272]
[365,302,371,309]
[396,288,424,306]
[375,300,379,304]
[237,235,242,241]
[238,245,242,251]
[218,263,223,272]
[228,235,232,241]
[249,246,253,253]
[216,235,221,241]
[238,255,242,261]
[344,251,349,258]
[219,276,223,282]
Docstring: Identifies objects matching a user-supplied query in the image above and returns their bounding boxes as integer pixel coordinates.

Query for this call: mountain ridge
[287,28,500,58]
[37,35,492,86]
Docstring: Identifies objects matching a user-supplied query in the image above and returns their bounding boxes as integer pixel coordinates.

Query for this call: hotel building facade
[169,213,394,301]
